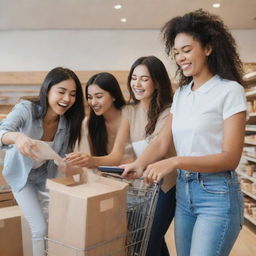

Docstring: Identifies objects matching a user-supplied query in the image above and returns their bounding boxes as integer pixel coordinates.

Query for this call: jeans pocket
[200,177,229,194]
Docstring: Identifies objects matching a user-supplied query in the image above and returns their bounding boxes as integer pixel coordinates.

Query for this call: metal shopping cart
[45,175,159,256]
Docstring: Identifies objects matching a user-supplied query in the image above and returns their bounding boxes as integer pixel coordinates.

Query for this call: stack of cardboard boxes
[0,149,32,256]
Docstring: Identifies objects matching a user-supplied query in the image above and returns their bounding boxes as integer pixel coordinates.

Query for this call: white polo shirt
[171,75,247,157]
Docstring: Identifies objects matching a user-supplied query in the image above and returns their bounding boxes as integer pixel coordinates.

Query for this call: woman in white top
[122,10,247,256]
[65,56,176,256]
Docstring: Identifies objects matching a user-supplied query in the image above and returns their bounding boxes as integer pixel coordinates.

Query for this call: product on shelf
[252,183,256,195]
[252,207,256,219]
[243,146,256,154]
[245,134,256,143]
[244,195,256,215]
[240,178,252,192]
[247,101,253,113]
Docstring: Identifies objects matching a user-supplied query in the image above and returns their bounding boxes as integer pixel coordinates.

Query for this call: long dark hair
[127,56,173,136]
[32,67,85,149]
[85,72,125,156]
[161,9,244,87]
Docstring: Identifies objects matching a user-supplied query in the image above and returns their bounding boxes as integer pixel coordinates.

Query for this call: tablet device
[97,166,124,174]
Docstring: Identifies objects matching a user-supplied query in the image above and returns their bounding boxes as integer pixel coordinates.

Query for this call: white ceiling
[0,0,256,30]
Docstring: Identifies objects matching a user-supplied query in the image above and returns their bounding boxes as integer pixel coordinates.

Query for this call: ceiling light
[212,3,221,8]
[114,4,122,9]
[121,18,127,23]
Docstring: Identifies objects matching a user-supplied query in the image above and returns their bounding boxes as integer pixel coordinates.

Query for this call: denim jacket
[0,100,70,192]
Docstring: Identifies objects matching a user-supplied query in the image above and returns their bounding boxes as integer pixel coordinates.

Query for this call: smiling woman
[65,56,176,256]
[121,10,247,256]
[0,67,85,256]
[80,72,127,157]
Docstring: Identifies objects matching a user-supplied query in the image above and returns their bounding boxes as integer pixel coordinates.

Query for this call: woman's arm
[144,111,246,183]
[2,132,39,159]
[122,114,173,178]
[0,101,39,160]
[64,117,130,168]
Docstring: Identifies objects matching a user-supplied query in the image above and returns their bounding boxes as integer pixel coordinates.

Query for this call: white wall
[0,29,255,78]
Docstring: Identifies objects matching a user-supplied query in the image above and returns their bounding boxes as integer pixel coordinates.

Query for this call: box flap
[47,174,128,198]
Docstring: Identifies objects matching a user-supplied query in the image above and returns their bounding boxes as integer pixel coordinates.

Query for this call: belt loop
[197,172,200,182]
[177,169,181,179]
[229,170,235,178]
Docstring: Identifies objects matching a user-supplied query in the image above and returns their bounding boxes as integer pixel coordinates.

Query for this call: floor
[165,220,256,256]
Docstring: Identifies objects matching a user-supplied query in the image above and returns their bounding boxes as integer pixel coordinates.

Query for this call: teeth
[134,89,144,93]
[93,106,101,111]
[58,103,68,107]
[181,64,190,70]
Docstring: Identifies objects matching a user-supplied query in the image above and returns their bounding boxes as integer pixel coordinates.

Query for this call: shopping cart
[45,175,159,256]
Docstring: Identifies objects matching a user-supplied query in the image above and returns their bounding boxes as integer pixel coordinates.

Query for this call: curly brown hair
[161,9,244,87]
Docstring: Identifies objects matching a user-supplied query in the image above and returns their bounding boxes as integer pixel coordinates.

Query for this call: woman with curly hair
[122,10,246,256]
[65,56,176,256]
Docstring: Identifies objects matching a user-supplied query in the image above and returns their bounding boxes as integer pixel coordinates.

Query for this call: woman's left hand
[64,152,93,168]
[143,158,176,184]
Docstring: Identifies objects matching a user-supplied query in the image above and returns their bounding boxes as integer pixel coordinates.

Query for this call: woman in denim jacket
[0,67,84,256]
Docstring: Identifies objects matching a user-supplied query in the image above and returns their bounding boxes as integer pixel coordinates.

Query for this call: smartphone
[97,166,124,174]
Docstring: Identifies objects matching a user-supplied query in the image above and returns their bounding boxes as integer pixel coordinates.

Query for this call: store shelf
[237,170,256,183]
[246,125,256,132]
[244,213,256,226]
[242,155,256,163]
[244,139,256,145]
[246,90,256,97]
[248,113,256,117]
[242,189,256,201]
[241,84,256,227]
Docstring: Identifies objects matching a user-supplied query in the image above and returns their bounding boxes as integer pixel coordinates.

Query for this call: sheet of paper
[31,140,63,166]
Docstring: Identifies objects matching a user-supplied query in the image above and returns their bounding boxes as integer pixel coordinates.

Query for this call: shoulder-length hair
[85,72,126,156]
[32,67,85,150]
[161,9,244,87]
[127,56,173,136]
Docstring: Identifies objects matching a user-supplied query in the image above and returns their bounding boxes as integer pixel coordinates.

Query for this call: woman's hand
[121,161,144,180]
[64,152,94,168]
[15,133,39,160]
[143,158,177,184]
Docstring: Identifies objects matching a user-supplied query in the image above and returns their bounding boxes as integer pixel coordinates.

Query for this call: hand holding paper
[30,140,63,165]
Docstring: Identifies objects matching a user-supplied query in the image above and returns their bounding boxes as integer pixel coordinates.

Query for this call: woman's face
[130,64,155,102]
[47,79,77,116]
[87,84,115,116]
[173,33,212,79]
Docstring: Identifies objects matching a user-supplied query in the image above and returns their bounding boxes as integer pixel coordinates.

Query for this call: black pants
[146,186,176,256]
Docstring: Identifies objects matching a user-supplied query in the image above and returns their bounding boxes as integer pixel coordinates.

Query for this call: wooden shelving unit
[239,71,256,225]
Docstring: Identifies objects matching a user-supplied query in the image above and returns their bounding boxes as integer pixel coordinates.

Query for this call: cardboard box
[0,206,23,256]
[47,174,128,256]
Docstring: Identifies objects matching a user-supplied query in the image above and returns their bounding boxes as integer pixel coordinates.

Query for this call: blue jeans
[13,168,49,256]
[175,170,243,256]
[146,185,176,256]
